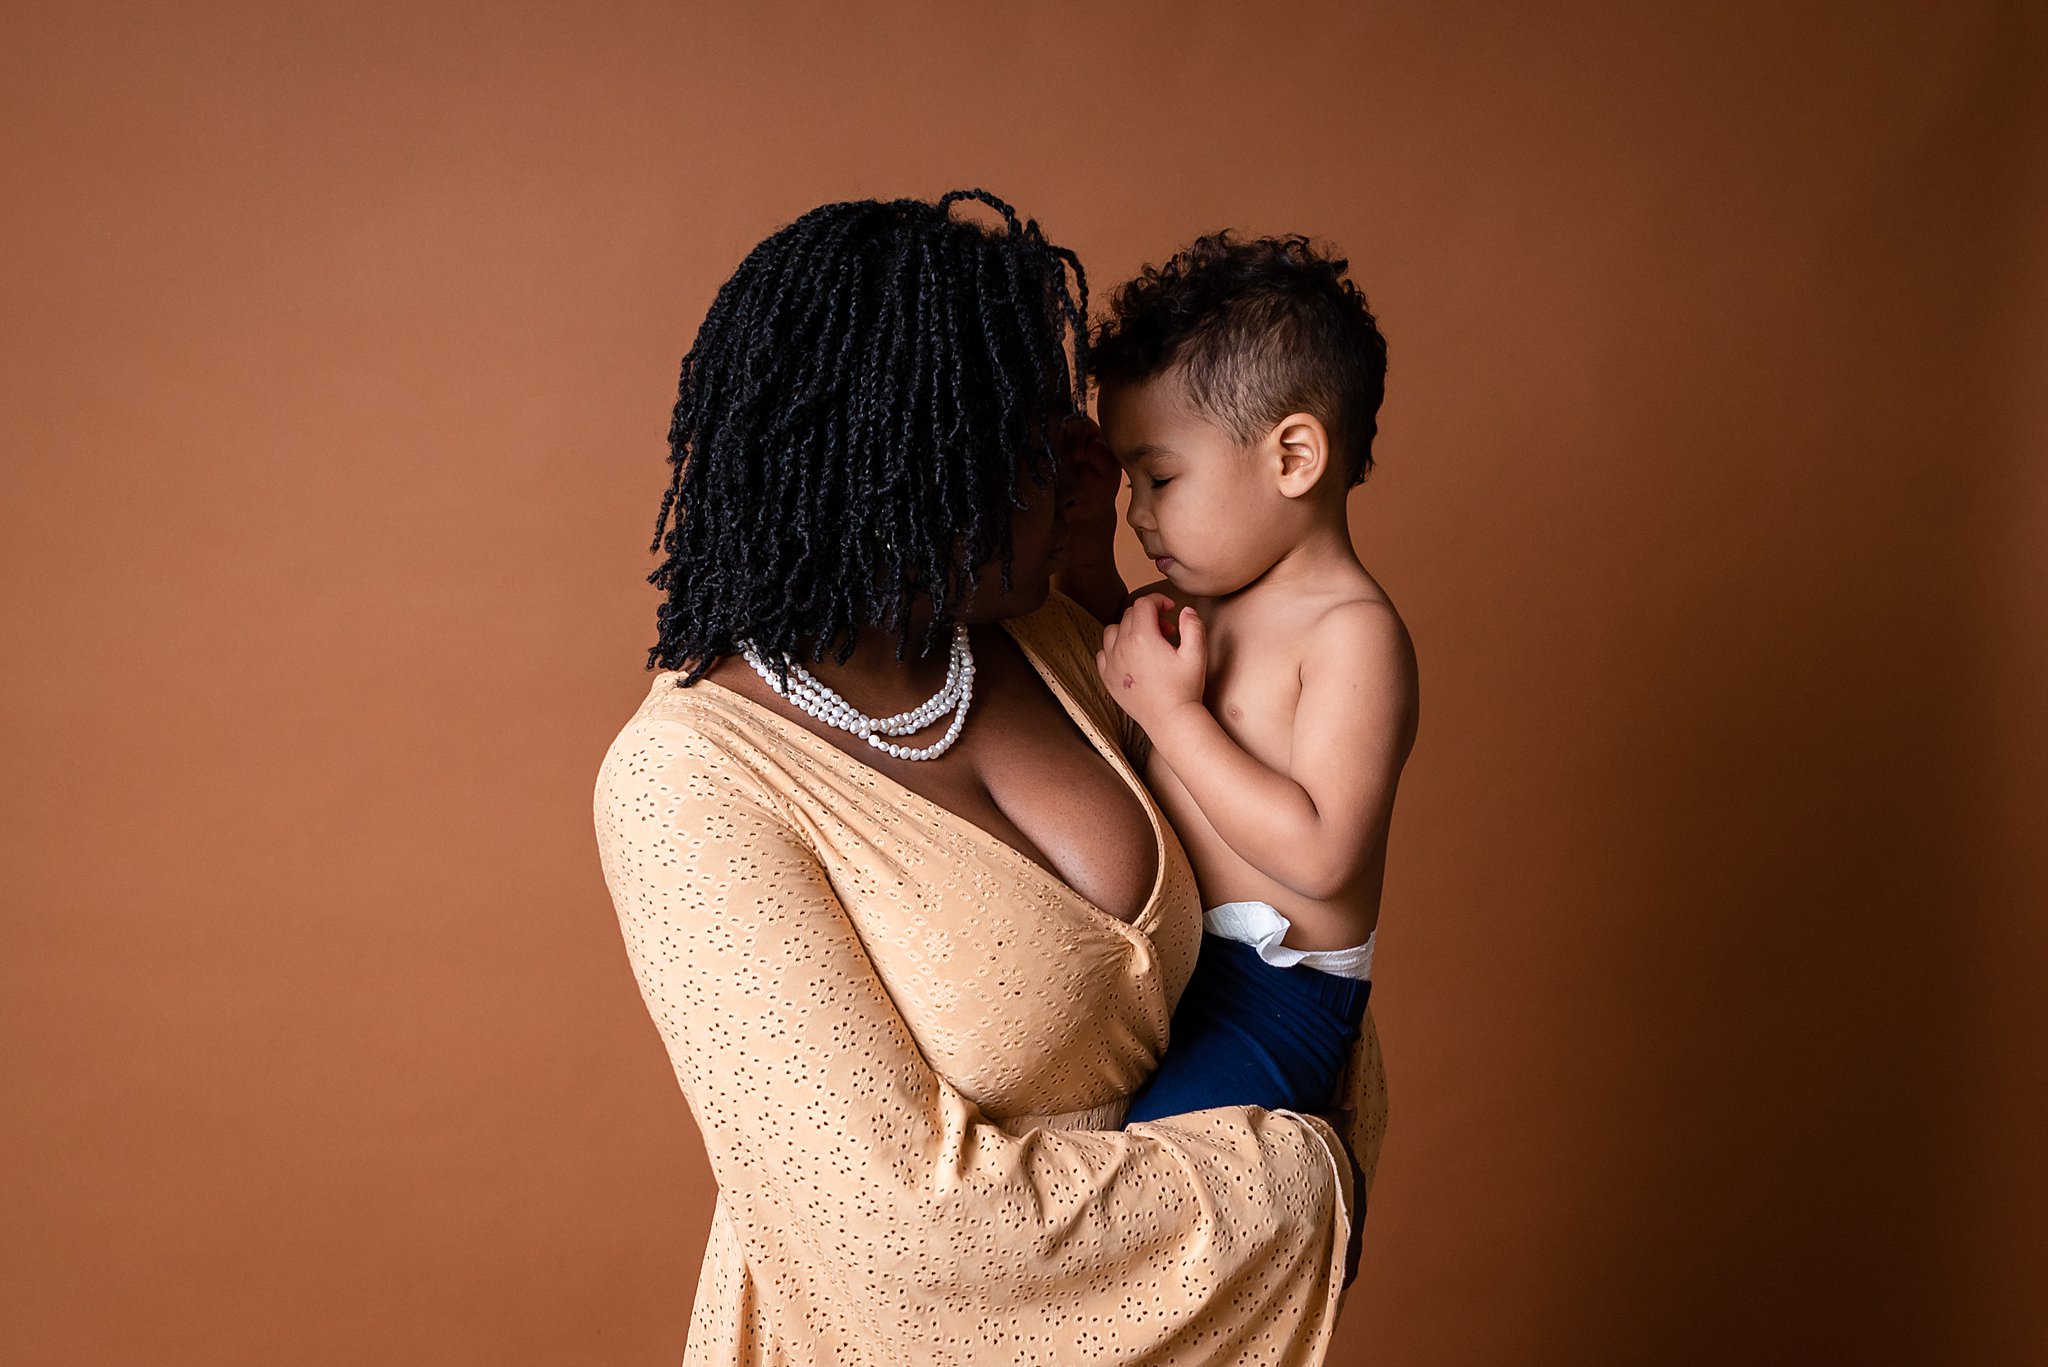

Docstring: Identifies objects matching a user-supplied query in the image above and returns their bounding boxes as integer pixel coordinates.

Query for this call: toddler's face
[1097,375,1287,598]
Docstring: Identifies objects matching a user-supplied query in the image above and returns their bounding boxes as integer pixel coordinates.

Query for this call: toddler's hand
[1096,594,1206,730]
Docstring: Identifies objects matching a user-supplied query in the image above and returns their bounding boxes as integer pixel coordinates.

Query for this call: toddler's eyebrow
[1121,442,1177,465]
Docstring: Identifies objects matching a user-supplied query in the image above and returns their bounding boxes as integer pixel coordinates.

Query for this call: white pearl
[738,624,974,761]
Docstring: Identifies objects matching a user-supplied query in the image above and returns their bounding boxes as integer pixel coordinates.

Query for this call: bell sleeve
[593,711,1356,1364]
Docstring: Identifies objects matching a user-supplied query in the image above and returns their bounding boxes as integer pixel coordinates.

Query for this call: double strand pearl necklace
[740,624,975,761]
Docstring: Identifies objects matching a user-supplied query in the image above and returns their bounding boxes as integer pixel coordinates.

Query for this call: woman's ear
[1268,413,1331,498]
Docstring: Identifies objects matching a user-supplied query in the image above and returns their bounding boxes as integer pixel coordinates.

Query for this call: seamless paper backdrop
[4,2,2043,1364]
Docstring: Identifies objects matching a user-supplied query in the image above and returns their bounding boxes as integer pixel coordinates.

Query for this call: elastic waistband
[1203,899,1376,981]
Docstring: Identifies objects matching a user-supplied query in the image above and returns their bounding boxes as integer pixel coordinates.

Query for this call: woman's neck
[774,615,963,713]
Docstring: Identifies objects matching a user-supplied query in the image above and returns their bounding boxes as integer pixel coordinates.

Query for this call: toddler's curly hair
[1090,231,1388,486]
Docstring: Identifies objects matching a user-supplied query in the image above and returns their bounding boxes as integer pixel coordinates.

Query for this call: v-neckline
[667,609,1168,935]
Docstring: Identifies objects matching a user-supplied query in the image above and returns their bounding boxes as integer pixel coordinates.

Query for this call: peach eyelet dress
[592,590,1390,1366]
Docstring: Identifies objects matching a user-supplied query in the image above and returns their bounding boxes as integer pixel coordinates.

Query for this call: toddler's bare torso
[1134,570,1401,952]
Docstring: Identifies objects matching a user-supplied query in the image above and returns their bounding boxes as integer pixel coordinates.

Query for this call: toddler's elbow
[1284,846,1372,902]
[1286,860,1350,903]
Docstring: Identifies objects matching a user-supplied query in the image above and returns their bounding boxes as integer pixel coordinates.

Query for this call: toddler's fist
[1095,594,1207,727]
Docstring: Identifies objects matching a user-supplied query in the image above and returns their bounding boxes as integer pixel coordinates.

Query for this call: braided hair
[645,189,1089,687]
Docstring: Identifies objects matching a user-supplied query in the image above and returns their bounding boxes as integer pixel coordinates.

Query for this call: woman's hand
[1097,593,1207,731]
[1314,1098,1367,1290]
[1050,413,1129,624]
[1055,411,1121,533]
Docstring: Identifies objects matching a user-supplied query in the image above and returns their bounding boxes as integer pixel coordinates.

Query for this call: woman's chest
[799,800,1204,1120]
[872,632,1161,927]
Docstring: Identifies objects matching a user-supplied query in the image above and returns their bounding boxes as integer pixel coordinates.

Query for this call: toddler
[1055,230,1418,1128]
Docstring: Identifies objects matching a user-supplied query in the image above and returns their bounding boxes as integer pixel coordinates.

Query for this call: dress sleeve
[593,712,1354,1363]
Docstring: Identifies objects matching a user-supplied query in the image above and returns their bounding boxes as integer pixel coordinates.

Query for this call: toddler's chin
[1182,565,1259,598]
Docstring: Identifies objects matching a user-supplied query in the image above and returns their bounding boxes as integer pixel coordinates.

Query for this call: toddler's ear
[1270,412,1332,497]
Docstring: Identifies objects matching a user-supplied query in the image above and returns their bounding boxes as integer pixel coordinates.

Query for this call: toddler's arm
[1097,595,1418,922]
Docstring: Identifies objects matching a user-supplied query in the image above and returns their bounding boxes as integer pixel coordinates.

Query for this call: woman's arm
[593,714,1355,1361]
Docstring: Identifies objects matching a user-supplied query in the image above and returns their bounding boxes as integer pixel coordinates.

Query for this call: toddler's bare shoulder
[1302,595,1418,692]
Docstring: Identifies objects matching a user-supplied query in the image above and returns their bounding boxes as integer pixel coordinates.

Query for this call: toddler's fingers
[1134,591,1176,618]
[1125,598,1169,642]
[1145,594,1185,639]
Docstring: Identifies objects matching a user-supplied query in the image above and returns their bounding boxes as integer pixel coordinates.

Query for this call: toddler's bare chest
[1197,634,1306,772]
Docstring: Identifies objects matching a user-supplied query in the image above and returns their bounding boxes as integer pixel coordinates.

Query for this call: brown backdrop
[5,3,2043,1363]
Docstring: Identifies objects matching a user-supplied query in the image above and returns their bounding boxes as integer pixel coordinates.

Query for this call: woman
[591,190,1388,1365]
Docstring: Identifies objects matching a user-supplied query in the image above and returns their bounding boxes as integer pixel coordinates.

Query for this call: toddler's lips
[1154,555,1175,573]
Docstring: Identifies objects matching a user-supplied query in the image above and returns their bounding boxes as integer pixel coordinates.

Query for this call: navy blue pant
[1123,932,1372,1125]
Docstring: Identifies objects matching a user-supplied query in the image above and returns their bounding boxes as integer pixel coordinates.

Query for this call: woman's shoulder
[593,671,795,817]
[608,668,761,746]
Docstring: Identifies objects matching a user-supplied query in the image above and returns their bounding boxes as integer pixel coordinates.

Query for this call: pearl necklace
[740,624,975,761]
